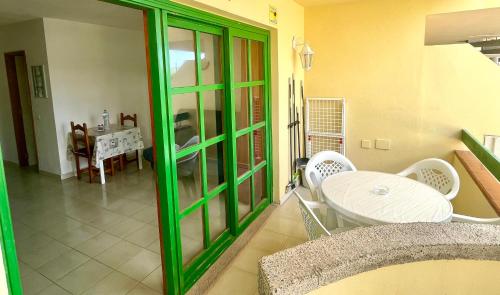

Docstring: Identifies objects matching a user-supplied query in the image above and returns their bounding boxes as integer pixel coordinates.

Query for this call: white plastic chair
[451,213,500,224]
[294,191,331,240]
[304,151,357,201]
[397,158,460,201]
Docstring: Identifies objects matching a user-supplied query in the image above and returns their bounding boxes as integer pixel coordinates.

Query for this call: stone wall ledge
[258,223,500,295]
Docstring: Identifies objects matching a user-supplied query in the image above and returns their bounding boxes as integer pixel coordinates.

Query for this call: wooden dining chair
[120,113,140,169]
[70,122,114,183]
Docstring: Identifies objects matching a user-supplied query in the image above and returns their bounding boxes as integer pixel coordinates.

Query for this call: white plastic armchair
[397,158,460,201]
[451,213,500,224]
[293,191,331,240]
[305,151,357,201]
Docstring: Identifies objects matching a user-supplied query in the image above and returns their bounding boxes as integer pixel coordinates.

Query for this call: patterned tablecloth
[70,124,144,168]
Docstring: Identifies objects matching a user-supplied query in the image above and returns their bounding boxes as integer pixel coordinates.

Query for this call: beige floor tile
[38,284,71,295]
[207,265,257,295]
[19,239,71,269]
[82,271,139,295]
[118,249,161,281]
[232,246,272,275]
[52,224,101,247]
[101,197,147,217]
[263,214,308,240]
[12,221,37,241]
[132,206,158,224]
[104,216,147,238]
[16,232,52,252]
[87,210,123,230]
[126,283,161,295]
[124,224,159,248]
[37,249,90,281]
[42,216,83,236]
[141,266,163,292]
[21,269,53,295]
[57,259,113,294]
[18,261,35,278]
[95,240,143,269]
[146,239,161,254]
[247,228,289,253]
[75,231,121,257]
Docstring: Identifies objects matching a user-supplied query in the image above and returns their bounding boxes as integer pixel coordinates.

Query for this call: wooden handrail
[455,150,500,215]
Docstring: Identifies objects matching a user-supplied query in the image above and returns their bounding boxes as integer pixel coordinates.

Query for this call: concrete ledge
[258,223,500,295]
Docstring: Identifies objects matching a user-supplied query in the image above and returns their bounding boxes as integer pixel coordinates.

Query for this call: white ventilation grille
[305,97,346,158]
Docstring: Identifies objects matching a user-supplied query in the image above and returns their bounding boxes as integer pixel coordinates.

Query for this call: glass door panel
[231,30,270,227]
[233,38,248,82]
[165,15,271,293]
[200,33,223,85]
[167,19,229,275]
[168,27,197,87]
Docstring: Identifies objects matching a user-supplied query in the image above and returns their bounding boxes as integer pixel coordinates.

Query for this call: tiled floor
[5,163,163,295]
[5,162,310,295]
[206,188,309,295]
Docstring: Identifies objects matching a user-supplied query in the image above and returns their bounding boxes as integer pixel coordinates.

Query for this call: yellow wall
[451,154,498,217]
[310,260,500,295]
[305,0,500,174]
[174,0,305,201]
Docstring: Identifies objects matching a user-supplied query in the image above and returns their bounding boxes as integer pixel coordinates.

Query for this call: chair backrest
[177,136,200,176]
[120,113,137,127]
[397,158,460,201]
[305,151,357,200]
[70,122,91,155]
[294,191,331,240]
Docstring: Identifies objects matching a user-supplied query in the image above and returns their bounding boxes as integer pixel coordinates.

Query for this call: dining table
[87,124,144,184]
[320,170,453,225]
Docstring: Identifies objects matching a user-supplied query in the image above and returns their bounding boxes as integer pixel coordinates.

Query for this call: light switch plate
[361,139,371,149]
[375,139,391,150]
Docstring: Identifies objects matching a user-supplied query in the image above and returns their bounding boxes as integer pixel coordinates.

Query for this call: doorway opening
[4,51,37,168]
[0,2,164,294]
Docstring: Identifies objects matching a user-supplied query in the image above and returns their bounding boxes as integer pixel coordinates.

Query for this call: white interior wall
[0,19,60,174]
[43,18,151,177]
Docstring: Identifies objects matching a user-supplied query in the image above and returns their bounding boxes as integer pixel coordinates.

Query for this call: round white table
[321,171,453,225]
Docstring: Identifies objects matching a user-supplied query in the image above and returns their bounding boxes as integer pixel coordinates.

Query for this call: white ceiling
[425,7,500,45]
[294,0,360,7]
[0,0,143,30]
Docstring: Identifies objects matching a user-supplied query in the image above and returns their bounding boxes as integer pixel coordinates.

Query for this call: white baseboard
[60,171,75,180]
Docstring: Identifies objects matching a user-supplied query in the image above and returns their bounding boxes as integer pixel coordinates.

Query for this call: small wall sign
[31,65,47,98]
[269,5,278,25]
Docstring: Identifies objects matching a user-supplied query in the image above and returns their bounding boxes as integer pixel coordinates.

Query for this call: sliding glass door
[228,29,271,232]
[164,16,271,292]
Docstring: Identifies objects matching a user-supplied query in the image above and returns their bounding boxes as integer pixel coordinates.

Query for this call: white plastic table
[320,171,453,225]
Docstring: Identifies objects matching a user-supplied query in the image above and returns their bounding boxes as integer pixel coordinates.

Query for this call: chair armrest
[452,213,500,224]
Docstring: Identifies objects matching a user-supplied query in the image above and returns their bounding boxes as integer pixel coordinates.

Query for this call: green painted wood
[0,146,23,295]
[234,80,265,88]
[109,1,272,293]
[171,84,224,95]
[462,130,500,180]
[160,10,186,293]
[168,16,223,35]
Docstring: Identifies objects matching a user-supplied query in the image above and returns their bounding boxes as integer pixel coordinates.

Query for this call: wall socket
[375,139,391,150]
[361,139,372,149]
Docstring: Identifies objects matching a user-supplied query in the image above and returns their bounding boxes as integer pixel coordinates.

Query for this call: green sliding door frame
[163,13,272,292]
[0,146,23,294]
[110,1,273,294]
[0,1,272,294]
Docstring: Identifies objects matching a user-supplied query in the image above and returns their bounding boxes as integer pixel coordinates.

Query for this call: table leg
[99,160,106,184]
[138,149,143,170]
